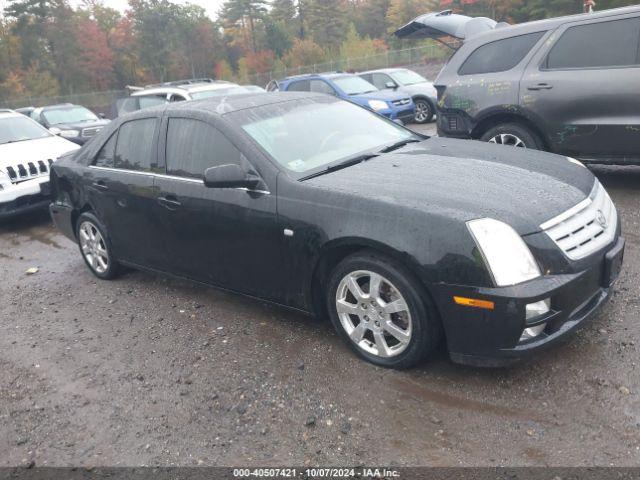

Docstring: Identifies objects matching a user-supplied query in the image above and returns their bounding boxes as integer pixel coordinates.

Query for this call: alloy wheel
[79,221,109,274]
[335,270,412,358]
[414,100,431,123]
[488,133,527,147]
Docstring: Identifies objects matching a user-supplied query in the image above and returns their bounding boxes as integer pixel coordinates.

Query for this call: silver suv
[113,78,238,117]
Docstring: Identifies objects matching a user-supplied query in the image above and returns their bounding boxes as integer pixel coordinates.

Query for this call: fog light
[525,298,550,321]
[520,323,546,342]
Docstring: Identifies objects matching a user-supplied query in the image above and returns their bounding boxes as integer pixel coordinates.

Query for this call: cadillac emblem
[596,209,607,228]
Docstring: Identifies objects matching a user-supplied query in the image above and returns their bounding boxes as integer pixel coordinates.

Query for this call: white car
[0,109,80,219]
[114,78,240,117]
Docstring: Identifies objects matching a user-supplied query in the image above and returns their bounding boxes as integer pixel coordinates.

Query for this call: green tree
[263,17,292,56]
[270,0,296,23]
[305,0,348,50]
[283,37,325,66]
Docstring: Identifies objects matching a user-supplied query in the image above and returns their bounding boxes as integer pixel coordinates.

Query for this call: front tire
[326,251,441,369]
[76,212,119,280]
[413,98,434,124]
[480,122,543,150]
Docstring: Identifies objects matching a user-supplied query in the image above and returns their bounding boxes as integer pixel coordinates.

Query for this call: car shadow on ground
[0,209,52,233]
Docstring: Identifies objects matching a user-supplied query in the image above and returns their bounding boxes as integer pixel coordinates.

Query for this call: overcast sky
[0,0,226,19]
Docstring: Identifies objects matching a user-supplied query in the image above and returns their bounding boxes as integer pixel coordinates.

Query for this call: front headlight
[467,218,541,287]
[59,129,80,138]
[367,100,388,111]
[0,170,11,190]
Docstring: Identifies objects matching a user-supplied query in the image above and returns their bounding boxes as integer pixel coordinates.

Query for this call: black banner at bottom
[1,468,640,480]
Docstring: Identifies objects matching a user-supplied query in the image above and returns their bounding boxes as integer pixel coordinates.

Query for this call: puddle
[388,375,548,423]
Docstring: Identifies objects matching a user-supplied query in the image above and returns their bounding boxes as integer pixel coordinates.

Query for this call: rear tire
[76,212,120,280]
[480,122,543,150]
[326,250,441,369]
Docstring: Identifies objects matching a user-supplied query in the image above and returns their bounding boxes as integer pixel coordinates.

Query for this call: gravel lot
[1,123,639,467]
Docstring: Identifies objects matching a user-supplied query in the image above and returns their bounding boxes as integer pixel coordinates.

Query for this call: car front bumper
[0,177,52,219]
[432,236,625,367]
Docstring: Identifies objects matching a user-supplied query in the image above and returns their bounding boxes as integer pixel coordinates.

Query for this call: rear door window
[287,80,310,92]
[546,17,640,70]
[114,118,157,172]
[165,118,242,179]
[459,32,545,75]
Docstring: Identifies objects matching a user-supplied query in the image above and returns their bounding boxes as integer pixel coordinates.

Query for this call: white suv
[113,78,239,117]
[0,109,80,219]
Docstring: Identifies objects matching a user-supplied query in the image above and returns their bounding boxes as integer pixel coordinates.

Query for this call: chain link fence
[1,89,127,117]
[1,45,448,115]
[245,44,448,86]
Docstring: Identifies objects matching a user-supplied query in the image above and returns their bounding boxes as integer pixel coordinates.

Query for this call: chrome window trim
[88,165,271,194]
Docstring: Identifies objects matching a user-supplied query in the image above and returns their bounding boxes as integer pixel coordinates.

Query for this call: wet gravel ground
[1,123,639,467]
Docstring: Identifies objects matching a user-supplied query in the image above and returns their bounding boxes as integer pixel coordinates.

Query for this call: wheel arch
[308,237,442,326]
[470,112,550,150]
[71,203,96,239]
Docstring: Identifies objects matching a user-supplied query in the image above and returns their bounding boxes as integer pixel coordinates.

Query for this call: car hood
[0,136,80,173]
[51,119,110,131]
[304,138,595,235]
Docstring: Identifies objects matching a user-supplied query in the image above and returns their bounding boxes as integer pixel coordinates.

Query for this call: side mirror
[204,164,260,189]
[385,81,398,90]
[98,112,106,119]
[49,127,61,135]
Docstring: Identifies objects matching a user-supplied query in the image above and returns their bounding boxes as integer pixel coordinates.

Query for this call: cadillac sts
[49,92,624,368]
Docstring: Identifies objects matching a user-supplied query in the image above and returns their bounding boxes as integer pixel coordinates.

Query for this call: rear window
[459,32,545,75]
[546,17,640,70]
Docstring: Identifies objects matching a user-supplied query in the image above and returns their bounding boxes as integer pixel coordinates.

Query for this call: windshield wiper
[299,153,379,181]
[379,138,421,153]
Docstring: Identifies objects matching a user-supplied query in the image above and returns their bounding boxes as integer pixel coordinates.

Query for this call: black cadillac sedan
[49,92,625,369]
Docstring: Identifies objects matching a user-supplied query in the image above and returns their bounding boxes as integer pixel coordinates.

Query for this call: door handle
[527,83,553,91]
[92,180,108,191]
[157,195,182,210]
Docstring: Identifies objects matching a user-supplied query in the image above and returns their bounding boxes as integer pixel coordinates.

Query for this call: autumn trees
[0,0,637,103]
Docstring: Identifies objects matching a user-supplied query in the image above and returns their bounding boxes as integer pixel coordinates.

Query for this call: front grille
[81,126,103,138]
[391,98,411,107]
[4,159,52,183]
[541,180,617,260]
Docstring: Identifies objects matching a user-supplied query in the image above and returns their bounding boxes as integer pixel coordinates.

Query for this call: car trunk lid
[394,10,497,45]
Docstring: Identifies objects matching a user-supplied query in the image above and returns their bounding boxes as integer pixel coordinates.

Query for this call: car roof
[0,109,21,119]
[40,103,80,110]
[359,68,409,75]
[131,82,237,97]
[475,5,640,40]
[280,72,355,83]
[162,91,325,116]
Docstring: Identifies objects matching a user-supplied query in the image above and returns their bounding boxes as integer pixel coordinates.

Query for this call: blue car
[267,73,415,124]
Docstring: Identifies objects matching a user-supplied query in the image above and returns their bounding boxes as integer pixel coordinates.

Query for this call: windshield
[42,106,98,125]
[332,76,377,95]
[0,115,51,145]
[229,97,417,178]
[191,86,254,99]
[390,69,428,85]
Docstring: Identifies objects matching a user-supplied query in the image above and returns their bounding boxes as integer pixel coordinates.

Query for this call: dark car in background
[268,73,415,124]
[49,92,623,369]
[30,103,109,145]
[396,7,640,164]
[359,68,438,123]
